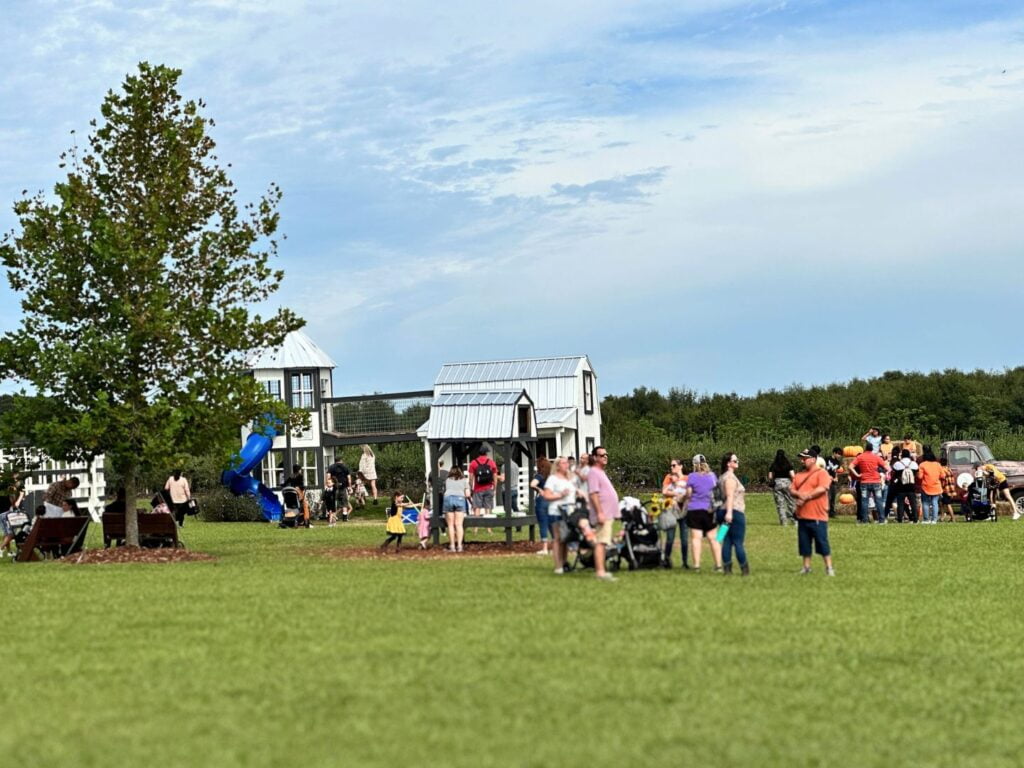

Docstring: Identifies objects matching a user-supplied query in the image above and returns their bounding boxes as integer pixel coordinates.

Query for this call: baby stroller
[279,487,307,528]
[962,475,997,522]
[5,506,34,551]
[562,503,622,573]
[619,497,662,570]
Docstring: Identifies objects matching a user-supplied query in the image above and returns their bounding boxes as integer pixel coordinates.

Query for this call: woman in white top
[164,469,192,528]
[359,444,378,503]
[540,457,576,574]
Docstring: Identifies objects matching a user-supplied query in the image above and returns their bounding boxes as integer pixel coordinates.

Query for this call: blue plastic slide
[221,420,283,521]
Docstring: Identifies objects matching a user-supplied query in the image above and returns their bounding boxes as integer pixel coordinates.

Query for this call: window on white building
[262,450,285,488]
[290,372,314,409]
[293,449,318,487]
[264,379,282,399]
[583,371,594,415]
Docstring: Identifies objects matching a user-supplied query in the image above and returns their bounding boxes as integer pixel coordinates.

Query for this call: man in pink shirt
[849,443,889,524]
[587,446,620,582]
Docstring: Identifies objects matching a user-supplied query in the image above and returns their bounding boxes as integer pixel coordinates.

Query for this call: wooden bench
[102,512,181,549]
[15,517,90,562]
[432,514,537,546]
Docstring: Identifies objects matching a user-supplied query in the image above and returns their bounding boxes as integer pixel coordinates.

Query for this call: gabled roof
[247,330,336,370]
[435,356,590,385]
[424,390,536,440]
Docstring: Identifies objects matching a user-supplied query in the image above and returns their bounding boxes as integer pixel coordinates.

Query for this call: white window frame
[262,450,285,488]
[290,372,314,409]
[294,449,318,488]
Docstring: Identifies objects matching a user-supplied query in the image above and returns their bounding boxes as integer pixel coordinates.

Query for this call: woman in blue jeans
[661,459,690,568]
[530,457,552,555]
[715,452,749,575]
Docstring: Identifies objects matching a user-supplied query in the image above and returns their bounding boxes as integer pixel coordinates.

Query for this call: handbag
[658,505,678,531]
[187,499,199,516]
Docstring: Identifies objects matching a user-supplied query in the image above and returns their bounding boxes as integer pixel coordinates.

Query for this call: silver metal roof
[435,356,587,385]
[247,330,336,370]
[535,407,576,426]
[433,391,523,407]
[425,390,536,440]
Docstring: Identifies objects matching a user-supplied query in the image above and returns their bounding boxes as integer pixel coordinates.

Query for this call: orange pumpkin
[839,492,856,505]
[843,446,863,458]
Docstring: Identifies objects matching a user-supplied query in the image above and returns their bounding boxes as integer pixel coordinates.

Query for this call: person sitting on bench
[43,477,80,518]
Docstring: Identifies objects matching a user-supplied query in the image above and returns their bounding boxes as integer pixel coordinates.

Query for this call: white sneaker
[1013,511,1021,521]
[595,572,617,582]
[553,568,564,575]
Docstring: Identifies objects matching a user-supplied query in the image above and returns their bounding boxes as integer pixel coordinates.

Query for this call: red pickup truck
[940,440,1024,515]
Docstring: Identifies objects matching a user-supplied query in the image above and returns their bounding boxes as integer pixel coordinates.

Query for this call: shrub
[197,487,265,523]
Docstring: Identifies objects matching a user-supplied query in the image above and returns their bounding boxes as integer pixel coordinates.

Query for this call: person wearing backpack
[891,450,920,523]
[468,446,501,519]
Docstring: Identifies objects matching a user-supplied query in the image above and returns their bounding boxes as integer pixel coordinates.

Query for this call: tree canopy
[0,62,303,543]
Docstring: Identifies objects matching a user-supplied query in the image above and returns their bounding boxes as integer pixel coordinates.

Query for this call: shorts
[996,480,1009,492]
[797,519,831,557]
[941,494,958,505]
[336,489,349,509]
[594,519,614,546]
[443,495,468,513]
[685,508,716,533]
[471,490,495,510]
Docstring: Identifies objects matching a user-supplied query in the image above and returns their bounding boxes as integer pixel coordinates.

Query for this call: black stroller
[619,497,663,570]
[962,476,997,522]
[279,487,308,528]
[562,502,622,573]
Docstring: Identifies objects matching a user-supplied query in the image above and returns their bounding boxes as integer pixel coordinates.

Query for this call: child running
[381,491,413,552]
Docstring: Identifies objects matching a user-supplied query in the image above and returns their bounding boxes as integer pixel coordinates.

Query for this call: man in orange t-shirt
[790,448,835,576]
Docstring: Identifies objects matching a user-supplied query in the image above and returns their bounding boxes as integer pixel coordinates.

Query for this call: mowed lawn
[2,493,1023,768]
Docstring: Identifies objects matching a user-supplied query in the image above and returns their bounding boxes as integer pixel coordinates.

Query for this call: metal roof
[433,391,523,407]
[247,330,336,370]
[435,356,587,385]
[425,390,536,440]
[535,407,576,426]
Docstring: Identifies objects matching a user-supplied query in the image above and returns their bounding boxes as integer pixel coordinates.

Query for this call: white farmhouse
[244,329,337,490]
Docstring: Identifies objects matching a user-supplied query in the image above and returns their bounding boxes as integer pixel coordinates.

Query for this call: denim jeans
[663,519,689,566]
[536,500,551,540]
[920,493,940,523]
[859,483,885,523]
[715,509,747,567]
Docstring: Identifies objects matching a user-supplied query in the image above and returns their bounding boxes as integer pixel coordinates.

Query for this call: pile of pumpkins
[836,445,863,510]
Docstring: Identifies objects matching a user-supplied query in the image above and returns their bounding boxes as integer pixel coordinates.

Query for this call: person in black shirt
[283,464,309,526]
[824,447,843,518]
[327,456,352,522]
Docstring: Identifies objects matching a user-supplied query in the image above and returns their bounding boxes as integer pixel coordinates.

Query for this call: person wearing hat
[684,454,722,573]
[790,449,835,576]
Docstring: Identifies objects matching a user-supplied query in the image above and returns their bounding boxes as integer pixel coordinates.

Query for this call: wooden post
[501,441,513,547]
[429,440,441,546]
[525,439,537,543]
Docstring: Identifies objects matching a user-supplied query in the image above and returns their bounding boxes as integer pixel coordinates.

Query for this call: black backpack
[474,460,494,486]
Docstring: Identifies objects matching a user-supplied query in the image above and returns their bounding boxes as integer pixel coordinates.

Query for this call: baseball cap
[798,448,815,459]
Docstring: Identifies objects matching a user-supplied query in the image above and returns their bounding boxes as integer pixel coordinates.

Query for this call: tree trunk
[123,469,140,547]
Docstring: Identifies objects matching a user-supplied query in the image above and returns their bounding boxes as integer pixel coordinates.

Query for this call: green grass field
[3,493,1023,767]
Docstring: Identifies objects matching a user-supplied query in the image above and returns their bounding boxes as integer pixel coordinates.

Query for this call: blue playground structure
[221,418,283,521]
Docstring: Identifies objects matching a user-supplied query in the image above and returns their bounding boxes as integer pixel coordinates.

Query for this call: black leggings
[381,533,404,549]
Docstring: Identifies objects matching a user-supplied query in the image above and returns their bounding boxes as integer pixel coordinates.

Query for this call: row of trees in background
[599,367,1024,490]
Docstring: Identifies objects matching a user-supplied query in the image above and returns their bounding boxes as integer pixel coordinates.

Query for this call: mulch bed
[320,540,545,561]
[62,547,217,565]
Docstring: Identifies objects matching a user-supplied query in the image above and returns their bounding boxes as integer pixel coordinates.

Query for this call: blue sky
[1,1,1022,398]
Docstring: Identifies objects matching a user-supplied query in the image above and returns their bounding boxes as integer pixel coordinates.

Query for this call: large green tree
[0,63,303,545]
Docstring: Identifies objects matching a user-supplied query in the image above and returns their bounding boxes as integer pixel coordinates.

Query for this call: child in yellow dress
[381,491,413,552]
